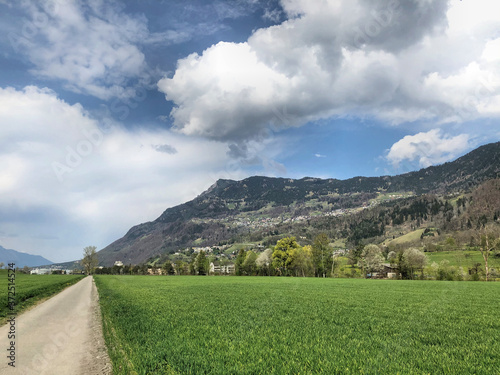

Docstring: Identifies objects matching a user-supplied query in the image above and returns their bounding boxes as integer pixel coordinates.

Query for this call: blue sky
[0,0,499,262]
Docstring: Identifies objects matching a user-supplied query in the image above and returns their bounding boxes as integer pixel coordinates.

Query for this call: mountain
[97,142,500,266]
[0,245,53,268]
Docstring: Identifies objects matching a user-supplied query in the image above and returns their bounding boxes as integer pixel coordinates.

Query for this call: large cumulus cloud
[158,0,500,144]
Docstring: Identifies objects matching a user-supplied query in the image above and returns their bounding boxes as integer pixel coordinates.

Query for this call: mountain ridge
[97,142,500,266]
[0,245,53,268]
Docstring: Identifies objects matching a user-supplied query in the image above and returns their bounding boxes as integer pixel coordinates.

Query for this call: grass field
[95,276,500,374]
[426,251,500,268]
[383,229,426,246]
[0,269,84,322]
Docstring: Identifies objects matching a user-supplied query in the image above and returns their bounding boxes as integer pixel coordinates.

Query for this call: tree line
[84,227,499,281]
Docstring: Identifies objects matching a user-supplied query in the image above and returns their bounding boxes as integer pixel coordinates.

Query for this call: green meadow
[426,250,500,268]
[95,276,500,374]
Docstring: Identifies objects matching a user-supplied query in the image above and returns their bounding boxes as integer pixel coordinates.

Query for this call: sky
[0,0,499,263]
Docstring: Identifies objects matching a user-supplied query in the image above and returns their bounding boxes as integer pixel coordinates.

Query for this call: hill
[97,142,500,266]
[0,245,53,268]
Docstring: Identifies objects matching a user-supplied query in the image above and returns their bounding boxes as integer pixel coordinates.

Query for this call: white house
[30,268,51,275]
[210,262,235,275]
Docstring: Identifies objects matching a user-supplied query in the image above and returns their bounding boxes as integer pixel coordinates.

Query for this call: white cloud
[159,0,500,144]
[386,129,471,169]
[11,0,150,99]
[0,86,249,262]
[7,0,206,100]
[4,0,265,101]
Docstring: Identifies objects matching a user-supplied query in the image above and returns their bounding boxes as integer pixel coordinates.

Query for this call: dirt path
[0,276,112,374]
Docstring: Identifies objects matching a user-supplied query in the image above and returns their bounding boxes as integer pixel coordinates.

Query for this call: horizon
[1,0,500,262]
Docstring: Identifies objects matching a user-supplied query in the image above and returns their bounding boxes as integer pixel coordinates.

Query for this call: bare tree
[81,246,98,275]
[478,228,499,281]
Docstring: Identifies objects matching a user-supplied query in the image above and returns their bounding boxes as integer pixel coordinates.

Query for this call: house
[210,262,235,275]
[114,261,124,267]
[147,267,163,275]
[381,264,399,279]
[30,268,51,275]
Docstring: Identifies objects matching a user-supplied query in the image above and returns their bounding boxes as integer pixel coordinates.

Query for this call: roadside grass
[95,276,500,374]
[0,269,85,323]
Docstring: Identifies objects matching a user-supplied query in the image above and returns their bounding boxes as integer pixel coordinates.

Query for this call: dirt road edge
[81,277,113,374]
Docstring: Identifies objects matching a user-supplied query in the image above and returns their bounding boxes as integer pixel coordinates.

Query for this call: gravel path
[0,276,112,374]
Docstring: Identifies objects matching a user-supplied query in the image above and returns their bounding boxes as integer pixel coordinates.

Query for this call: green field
[0,269,84,322]
[383,229,426,246]
[426,251,500,268]
[95,276,500,374]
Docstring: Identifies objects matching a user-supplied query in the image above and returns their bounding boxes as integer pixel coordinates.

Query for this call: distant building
[210,262,235,275]
[114,261,124,267]
[381,264,399,279]
[147,268,162,275]
[30,268,51,275]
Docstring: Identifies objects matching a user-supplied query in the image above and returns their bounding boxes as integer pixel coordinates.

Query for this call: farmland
[0,269,84,322]
[426,250,500,268]
[95,276,500,374]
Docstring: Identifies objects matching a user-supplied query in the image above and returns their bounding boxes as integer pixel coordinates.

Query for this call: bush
[469,273,481,281]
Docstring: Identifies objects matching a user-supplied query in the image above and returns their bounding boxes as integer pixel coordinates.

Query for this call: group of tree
[85,221,500,281]
[232,234,337,277]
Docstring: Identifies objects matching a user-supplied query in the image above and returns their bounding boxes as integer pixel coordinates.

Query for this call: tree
[272,237,300,276]
[0,262,4,269]
[358,244,384,278]
[242,251,258,275]
[189,253,197,275]
[235,249,247,276]
[348,245,364,269]
[163,261,175,275]
[195,250,209,275]
[112,264,123,275]
[478,228,499,281]
[81,246,98,275]
[312,233,332,278]
[175,260,187,275]
[387,251,397,266]
[123,264,132,275]
[289,245,314,277]
[402,248,427,280]
[256,248,273,275]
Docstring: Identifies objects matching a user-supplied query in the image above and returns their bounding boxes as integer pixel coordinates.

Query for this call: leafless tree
[478,228,499,281]
[81,246,98,275]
